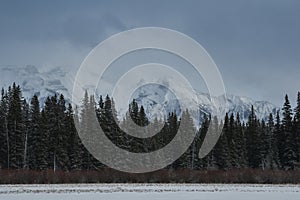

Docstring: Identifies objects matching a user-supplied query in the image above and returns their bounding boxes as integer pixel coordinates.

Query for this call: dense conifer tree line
[0,83,300,172]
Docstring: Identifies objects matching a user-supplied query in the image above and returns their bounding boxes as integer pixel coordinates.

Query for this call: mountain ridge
[0,65,279,124]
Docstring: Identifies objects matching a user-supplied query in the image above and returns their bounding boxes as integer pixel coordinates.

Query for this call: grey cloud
[0,0,299,106]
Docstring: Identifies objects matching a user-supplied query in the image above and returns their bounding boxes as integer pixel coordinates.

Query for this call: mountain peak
[0,65,279,125]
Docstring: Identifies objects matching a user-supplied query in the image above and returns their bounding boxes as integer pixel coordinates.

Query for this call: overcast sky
[0,0,299,106]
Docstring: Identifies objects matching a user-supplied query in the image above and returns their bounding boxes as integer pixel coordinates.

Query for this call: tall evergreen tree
[175,109,195,169]
[80,91,94,170]
[43,95,60,171]
[294,92,300,162]
[231,113,246,168]
[7,83,24,169]
[28,95,43,169]
[214,113,230,169]
[227,113,236,168]
[21,99,30,169]
[66,103,81,170]
[201,114,215,169]
[268,113,280,169]
[0,88,9,169]
[260,119,269,169]
[281,95,297,170]
[245,106,261,168]
[197,113,210,169]
[56,94,69,170]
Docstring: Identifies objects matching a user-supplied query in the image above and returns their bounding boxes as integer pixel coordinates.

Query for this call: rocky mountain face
[0,65,279,125]
[131,83,278,125]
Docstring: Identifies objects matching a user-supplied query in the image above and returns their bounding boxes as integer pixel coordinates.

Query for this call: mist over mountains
[0,65,278,124]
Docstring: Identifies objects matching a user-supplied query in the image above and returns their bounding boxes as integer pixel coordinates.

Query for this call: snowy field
[0,183,299,200]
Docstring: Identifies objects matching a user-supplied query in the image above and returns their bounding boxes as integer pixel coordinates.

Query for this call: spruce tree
[7,83,24,169]
[281,94,297,170]
[198,113,210,169]
[232,113,246,168]
[275,110,284,169]
[214,113,230,169]
[129,99,139,126]
[227,113,236,168]
[56,94,69,170]
[245,106,261,168]
[294,92,300,162]
[203,115,216,169]
[66,103,81,170]
[43,95,60,171]
[28,95,43,169]
[80,91,93,170]
[175,110,195,169]
[260,119,269,169]
[0,88,9,169]
[21,99,30,169]
[268,113,280,169]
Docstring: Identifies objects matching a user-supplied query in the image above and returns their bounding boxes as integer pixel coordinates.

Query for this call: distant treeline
[0,83,300,183]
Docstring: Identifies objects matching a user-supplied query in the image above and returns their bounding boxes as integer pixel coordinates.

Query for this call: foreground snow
[0,183,299,200]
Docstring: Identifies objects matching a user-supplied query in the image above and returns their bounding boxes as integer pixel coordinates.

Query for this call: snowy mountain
[0,65,279,124]
[0,65,74,104]
[130,83,278,125]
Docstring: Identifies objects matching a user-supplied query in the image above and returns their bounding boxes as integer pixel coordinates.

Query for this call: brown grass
[0,168,300,184]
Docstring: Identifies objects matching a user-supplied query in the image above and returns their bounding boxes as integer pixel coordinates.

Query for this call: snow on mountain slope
[130,83,182,121]
[0,65,279,124]
[131,84,278,125]
[0,65,74,104]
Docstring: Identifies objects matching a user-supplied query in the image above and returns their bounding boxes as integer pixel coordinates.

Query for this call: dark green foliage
[245,106,262,168]
[195,114,211,169]
[230,113,246,168]
[0,88,9,169]
[0,83,299,175]
[21,99,29,169]
[281,95,297,170]
[7,83,24,169]
[294,92,300,162]
[214,113,230,169]
[66,103,81,170]
[28,95,45,169]
[268,113,280,169]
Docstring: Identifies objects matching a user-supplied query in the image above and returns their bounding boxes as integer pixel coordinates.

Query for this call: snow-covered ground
[0,184,299,200]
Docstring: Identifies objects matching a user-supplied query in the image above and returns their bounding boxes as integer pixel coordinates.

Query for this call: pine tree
[96,95,104,125]
[89,94,103,169]
[197,113,210,169]
[121,99,143,153]
[56,94,69,170]
[245,106,261,168]
[214,113,230,169]
[294,92,300,162]
[260,119,269,169]
[0,88,9,169]
[227,113,236,168]
[268,113,280,169]
[7,83,24,169]
[43,95,60,171]
[66,103,81,170]
[139,105,151,151]
[0,89,3,169]
[21,99,30,169]
[129,99,139,126]
[80,91,94,170]
[281,94,297,170]
[275,110,284,169]
[175,109,195,169]
[231,113,246,168]
[139,106,149,127]
[201,114,216,169]
[28,95,44,169]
